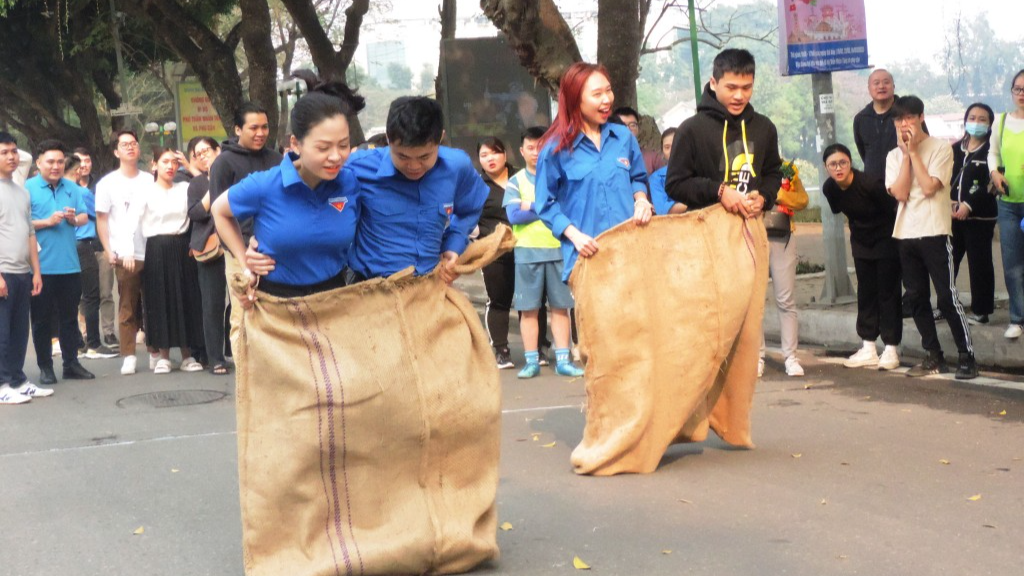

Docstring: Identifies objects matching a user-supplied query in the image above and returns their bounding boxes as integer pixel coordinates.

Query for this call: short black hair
[822,143,852,164]
[892,95,925,119]
[613,106,639,119]
[521,126,547,144]
[385,97,444,147]
[234,102,269,129]
[0,131,16,146]
[365,133,388,148]
[36,139,66,158]
[112,130,138,150]
[476,136,507,155]
[606,115,625,126]
[712,48,756,80]
[63,154,81,173]
[661,127,677,140]
[186,136,219,157]
[73,146,91,157]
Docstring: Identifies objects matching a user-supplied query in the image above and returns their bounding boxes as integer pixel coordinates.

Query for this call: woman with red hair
[534,62,652,284]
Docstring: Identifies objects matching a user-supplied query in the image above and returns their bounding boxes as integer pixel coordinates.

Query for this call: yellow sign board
[177,81,228,143]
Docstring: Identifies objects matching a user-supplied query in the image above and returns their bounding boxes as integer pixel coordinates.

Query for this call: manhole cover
[116,389,228,409]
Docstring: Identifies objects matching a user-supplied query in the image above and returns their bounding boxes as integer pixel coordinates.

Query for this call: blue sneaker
[555,362,584,377]
[517,363,541,379]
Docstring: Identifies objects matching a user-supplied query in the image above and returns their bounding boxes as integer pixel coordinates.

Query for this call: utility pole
[812,72,855,303]
[687,0,701,103]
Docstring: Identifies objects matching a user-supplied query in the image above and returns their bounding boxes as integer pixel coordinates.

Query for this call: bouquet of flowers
[776,160,806,216]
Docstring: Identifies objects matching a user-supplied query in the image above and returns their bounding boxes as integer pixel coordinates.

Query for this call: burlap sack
[568,205,769,476]
[233,226,515,576]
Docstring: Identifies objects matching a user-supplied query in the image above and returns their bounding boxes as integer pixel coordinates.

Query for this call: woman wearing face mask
[989,69,1024,339]
[947,103,997,326]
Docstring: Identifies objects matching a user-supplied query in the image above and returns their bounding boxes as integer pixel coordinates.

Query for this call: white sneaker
[121,355,138,375]
[785,356,804,377]
[149,353,160,370]
[1004,324,1023,339]
[844,341,879,368]
[757,357,765,378]
[878,345,901,370]
[0,384,32,405]
[13,381,54,398]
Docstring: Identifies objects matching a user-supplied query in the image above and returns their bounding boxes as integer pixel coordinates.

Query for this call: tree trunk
[238,0,281,145]
[597,0,641,110]
[435,0,457,107]
[480,0,582,97]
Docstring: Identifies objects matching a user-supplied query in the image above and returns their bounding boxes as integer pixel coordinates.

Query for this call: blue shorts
[513,260,574,311]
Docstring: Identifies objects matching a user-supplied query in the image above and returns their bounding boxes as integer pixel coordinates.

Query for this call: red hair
[542,62,610,154]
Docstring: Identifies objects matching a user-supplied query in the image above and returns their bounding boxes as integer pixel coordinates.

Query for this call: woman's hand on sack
[245,237,275,276]
[633,195,653,226]
[438,251,460,285]
[565,226,599,258]
[239,269,258,310]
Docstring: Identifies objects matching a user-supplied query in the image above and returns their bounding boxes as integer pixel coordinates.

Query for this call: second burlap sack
[234,226,515,576]
[569,205,769,476]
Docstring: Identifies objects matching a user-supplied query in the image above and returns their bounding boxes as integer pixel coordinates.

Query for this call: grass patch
[796,258,825,275]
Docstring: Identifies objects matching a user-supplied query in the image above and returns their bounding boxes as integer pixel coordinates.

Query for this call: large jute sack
[233,226,515,576]
[568,204,769,476]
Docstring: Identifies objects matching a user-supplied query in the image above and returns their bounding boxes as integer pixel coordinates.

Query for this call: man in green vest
[502,126,584,379]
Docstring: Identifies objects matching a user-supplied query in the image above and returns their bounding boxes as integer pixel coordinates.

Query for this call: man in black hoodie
[207,102,282,351]
[664,48,782,217]
[853,69,897,180]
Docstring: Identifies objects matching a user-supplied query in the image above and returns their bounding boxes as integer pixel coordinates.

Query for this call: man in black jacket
[853,69,897,180]
[665,48,783,218]
[207,102,282,350]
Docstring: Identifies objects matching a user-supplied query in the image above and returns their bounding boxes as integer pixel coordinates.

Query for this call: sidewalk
[455,222,1024,371]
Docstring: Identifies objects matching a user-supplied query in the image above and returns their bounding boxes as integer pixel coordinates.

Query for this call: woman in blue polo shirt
[212,76,365,303]
[534,62,652,283]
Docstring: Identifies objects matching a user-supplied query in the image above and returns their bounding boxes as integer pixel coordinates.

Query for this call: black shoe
[906,350,947,377]
[932,308,944,321]
[495,348,515,370]
[537,347,550,367]
[967,314,989,326]
[102,333,119,347]
[955,353,979,380]
[63,363,95,380]
[39,367,58,385]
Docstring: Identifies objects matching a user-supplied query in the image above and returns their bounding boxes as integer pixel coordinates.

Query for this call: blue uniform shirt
[74,183,98,241]
[535,123,648,281]
[26,175,86,274]
[229,152,361,286]
[347,146,488,279]
[648,166,680,216]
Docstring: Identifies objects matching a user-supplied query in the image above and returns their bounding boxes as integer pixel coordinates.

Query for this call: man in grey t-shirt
[0,131,47,404]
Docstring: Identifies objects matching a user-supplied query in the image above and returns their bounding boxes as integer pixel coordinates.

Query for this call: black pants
[482,253,514,350]
[77,239,102,349]
[853,256,902,345]
[899,236,973,355]
[0,272,32,386]
[31,272,82,370]
[951,219,996,316]
[197,257,229,366]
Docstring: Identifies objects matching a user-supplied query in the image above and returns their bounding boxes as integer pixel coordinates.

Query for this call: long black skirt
[142,233,205,351]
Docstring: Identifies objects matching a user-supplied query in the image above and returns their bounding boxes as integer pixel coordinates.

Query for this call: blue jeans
[997,200,1024,324]
[0,272,32,386]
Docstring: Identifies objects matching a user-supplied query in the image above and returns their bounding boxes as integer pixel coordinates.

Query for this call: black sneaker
[906,350,948,377]
[495,348,515,370]
[537,347,550,367]
[932,308,944,321]
[63,362,95,380]
[967,314,989,326]
[102,333,119,347]
[955,353,979,380]
[83,345,119,359]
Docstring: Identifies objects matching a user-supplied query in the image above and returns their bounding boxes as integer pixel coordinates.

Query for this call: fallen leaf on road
[939,459,950,465]
[820,498,828,505]
[803,383,813,389]
[678,498,692,504]
[171,469,179,473]
[541,441,556,448]
[901,408,912,413]
[133,526,144,535]
[531,433,541,441]
[500,522,513,531]
[967,494,982,501]
[791,453,802,459]
[837,555,848,560]
[998,410,1007,416]
[840,462,850,466]
[661,550,672,555]
[983,524,997,529]
[573,556,591,570]
[862,396,871,400]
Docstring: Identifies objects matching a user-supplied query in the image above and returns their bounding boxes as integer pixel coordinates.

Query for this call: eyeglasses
[193,148,213,158]
[1012,87,1024,95]
[826,160,850,170]
[118,141,139,150]
[625,122,639,130]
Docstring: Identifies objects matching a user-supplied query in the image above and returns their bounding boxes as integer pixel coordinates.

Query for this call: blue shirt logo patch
[328,196,348,212]
[617,157,630,168]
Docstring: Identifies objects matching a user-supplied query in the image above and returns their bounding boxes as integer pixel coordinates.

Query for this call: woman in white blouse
[121,148,205,374]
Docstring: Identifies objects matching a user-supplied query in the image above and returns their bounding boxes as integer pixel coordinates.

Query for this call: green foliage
[387,62,413,90]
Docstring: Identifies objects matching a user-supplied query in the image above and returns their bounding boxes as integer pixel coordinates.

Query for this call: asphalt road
[2,343,1022,576]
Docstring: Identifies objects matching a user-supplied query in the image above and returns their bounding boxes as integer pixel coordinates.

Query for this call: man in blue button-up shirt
[26,140,95,384]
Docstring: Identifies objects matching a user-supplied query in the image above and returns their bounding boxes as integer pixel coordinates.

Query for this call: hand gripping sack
[232,226,515,575]
[568,205,769,476]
